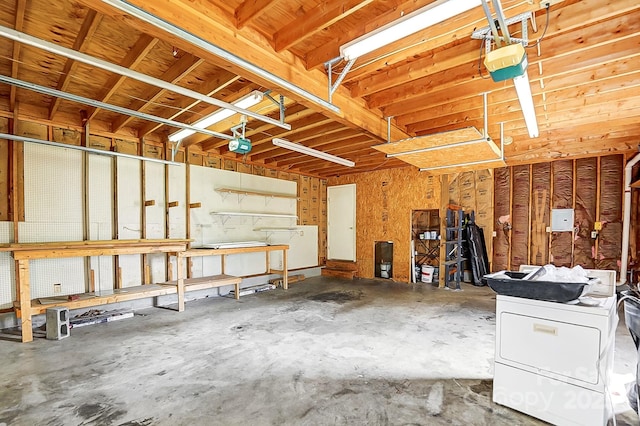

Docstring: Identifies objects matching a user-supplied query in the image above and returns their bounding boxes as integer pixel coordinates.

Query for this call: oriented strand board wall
[492,155,623,274]
[447,170,495,270]
[329,167,441,282]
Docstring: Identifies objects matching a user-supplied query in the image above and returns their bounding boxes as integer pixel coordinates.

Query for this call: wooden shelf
[216,187,298,200]
[162,274,242,300]
[631,180,640,189]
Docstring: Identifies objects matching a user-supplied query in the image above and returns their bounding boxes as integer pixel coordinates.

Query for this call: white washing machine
[493,294,618,426]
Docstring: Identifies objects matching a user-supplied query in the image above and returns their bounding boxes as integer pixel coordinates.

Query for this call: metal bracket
[325,57,355,103]
[471,10,534,48]
[263,91,287,124]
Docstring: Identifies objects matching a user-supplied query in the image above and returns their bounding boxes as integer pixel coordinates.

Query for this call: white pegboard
[145,162,165,239]
[23,143,83,225]
[19,222,83,242]
[0,222,14,309]
[29,258,85,299]
[88,154,113,238]
[118,254,142,288]
[168,164,186,239]
[116,157,141,239]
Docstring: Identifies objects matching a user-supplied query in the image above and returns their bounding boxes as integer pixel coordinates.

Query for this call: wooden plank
[9,0,26,111]
[48,10,102,120]
[29,284,178,315]
[273,0,374,52]
[17,259,32,342]
[235,0,276,29]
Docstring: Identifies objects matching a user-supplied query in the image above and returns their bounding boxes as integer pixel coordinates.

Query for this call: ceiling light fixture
[272,138,355,167]
[169,90,264,142]
[484,43,538,138]
[340,0,481,61]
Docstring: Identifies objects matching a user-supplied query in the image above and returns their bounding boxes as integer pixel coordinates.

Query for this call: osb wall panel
[550,160,573,267]
[574,158,597,268]
[531,163,550,266]
[511,166,530,270]
[493,167,511,271]
[597,155,623,271]
[447,170,494,268]
[330,167,441,282]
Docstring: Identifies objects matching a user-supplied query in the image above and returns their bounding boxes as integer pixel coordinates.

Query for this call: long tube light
[272,138,355,167]
[169,90,263,142]
[340,0,481,61]
[513,71,539,138]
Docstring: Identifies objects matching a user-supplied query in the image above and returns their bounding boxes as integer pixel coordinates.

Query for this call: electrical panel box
[550,209,574,232]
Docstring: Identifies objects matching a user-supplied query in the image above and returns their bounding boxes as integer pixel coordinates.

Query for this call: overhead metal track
[0,25,291,131]
[0,133,182,165]
[0,75,234,141]
[99,0,340,114]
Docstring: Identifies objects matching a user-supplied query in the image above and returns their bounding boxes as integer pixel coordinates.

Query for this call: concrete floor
[0,276,638,425]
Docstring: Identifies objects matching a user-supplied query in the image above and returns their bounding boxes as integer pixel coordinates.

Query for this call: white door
[327,184,356,261]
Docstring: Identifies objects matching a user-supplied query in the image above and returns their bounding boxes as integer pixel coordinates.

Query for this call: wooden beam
[85,34,158,121]
[111,54,204,132]
[9,0,27,112]
[48,10,102,120]
[77,0,410,143]
[138,73,240,137]
[273,0,374,52]
[235,0,275,29]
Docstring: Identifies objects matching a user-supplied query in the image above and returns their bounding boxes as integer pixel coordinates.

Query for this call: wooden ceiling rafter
[48,9,102,120]
[111,53,205,132]
[85,33,159,121]
[9,0,27,112]
[235,0,276,29]
[138,73,241,137]
[273,0,375,53]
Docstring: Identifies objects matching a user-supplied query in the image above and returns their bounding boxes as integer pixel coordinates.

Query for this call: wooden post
[176,252,185,312]
[140,138,147,284]
[89,269,95,293]
[17,260,32,343]
[282,248,288,290]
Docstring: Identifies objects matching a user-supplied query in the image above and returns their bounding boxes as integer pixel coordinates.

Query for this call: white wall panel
[145,162,166,283]
[116,157,142,287]
[87,155,114,292]
[22,144,84,297]
[0,222,14,309]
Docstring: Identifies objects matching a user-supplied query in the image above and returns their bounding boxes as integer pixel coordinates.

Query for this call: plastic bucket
[421,265,435,283]
[380,262,391,278]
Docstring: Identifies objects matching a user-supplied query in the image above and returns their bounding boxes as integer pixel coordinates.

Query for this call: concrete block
[46,307,70,340]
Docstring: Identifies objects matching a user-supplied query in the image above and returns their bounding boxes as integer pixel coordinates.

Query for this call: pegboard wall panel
[168,164,186,239]
[90,255,114,292]
[88,154,113,240]
[145,162,165,239]
[19,223,83,242]
[23,143,83,226]
[0,222,14,309]
[117,157,142,239]
[119,254,142,288]
[30,258,85,299]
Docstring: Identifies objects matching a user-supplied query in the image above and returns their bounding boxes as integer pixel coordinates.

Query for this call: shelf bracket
[325,57,355,103]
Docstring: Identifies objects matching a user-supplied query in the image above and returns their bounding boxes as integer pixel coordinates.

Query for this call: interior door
[327,183,356,261]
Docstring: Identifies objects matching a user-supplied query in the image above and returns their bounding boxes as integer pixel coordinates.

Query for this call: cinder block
[46,307,70,340]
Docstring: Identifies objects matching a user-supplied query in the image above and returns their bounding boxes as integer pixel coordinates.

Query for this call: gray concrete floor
[0,276,638,425]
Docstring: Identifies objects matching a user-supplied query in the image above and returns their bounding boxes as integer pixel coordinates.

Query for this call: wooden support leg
[176,253,185,312]
[17,260,33,343]
[234,282,240,300]
[282,249,288,290]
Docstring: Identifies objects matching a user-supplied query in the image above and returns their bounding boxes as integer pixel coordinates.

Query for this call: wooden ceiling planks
[0,0,639,177]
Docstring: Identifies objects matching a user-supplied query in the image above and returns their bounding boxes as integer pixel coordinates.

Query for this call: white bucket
[380,262,391,278]
[421,265,435,283]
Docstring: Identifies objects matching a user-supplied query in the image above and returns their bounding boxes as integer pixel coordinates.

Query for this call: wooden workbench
[173,244,289,311]
[1,239,191,343]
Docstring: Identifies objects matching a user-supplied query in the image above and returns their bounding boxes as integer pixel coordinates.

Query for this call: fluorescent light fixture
[169,90,263,142]
[485,44,538,138]
[272,138,355,167]
[513,71,539,138]
[340,0,481,61]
